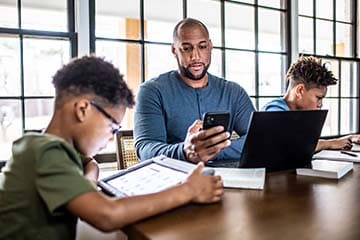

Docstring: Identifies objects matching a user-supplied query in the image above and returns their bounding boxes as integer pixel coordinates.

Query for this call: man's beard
[176,58,211,81]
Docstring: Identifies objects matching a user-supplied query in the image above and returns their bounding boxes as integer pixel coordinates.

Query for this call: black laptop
[238,110,328,172]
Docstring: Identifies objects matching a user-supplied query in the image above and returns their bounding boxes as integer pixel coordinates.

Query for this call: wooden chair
[115,130,139,170]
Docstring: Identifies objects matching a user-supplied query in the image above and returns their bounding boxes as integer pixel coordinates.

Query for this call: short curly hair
[286,56,337,89]
[52,56,135,108]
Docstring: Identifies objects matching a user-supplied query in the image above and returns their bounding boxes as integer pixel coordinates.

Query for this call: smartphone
[203,112,230,131]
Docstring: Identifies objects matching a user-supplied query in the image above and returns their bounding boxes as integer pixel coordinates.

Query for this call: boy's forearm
[84,159,99,185]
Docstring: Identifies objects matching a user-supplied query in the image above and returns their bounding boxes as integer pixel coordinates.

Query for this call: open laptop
[238,110,328,172]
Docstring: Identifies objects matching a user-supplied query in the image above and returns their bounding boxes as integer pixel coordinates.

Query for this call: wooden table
[124,165,360,240]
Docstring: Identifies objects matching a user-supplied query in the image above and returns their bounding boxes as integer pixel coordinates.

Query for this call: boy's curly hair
[52,56,135,107]
[286,56,337,89]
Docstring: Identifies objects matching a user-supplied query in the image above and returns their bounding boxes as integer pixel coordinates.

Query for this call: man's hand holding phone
[183,112,231,163]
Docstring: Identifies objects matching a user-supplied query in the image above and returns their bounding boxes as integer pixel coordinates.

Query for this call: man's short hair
[173,18,209,42]
[52,56,135,107]
[286,56,337,89]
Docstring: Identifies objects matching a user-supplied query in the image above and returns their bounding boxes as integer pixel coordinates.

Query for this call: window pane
[25,99,53,130]
[341,61,358,97]
[23,38,70,96]
[145,43,177,80]
[96,40,141,130]
[208,48,222,78]
[258,0,286,9]
[22,0,67,31]
[298,17,314,53]
[298,0,313,16]
[0,100,22,161]
[225,3,254,49]
[336,0,352,23]
[321,98,338,136]
[0,36,20,96]
[258,53,286,96]
[316,0,333,20]
[336,23,352,57]
[316,19,333,55]
[187,0,221,47]
[96,0,140,39]
[232,0,254,4]
[144,0,182,43]
[324,59,339,97]
[0,0,18,28]
[225,50,255,96]
[340,99,359,134]
[258,8,285,52]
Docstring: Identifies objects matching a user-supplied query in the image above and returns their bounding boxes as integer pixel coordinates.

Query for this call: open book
[296,160,353,179]
[313,150,360,163]
[214,168,265,190]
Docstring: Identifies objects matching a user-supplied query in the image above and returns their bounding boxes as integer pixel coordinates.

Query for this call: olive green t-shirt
[0,133,96,240]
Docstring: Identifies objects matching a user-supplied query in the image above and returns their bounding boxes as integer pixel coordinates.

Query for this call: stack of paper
[214,168,265,190]
[313,150,360,162]
[296,160,353,179]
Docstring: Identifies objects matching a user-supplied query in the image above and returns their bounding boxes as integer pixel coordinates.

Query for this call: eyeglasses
[90,100,121,135]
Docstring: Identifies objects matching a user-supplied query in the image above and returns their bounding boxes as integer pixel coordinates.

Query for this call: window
[298,0,359,136]
[0,0,76,160]
[91,0,289,153]
[92,0,288,119]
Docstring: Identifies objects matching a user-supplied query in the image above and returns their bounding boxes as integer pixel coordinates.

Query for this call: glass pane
[23,38,70,96]
[0,36,20,96]
[258,8,285,52]
[96,40,141,130]
[341,61,358,97]
[321,98,338,136]
[258,0,286,9]
[144,0,182,43]
[0,100,22,161]
[225,50,255,96]
[22,0,67,31]
[298,17,314,53]
[258,53,286,96]
[340,99,359,134]
[225,3,254,49]
[25,98,53,130]
[316,0,333,20]
[336,0,352,22]
[336,23,352,57]
[208,48,222,78]
[187,0,221,47]
[96,0,140,39]
[232,0,254,4]
[323,59,339,97]
[0,0,18,28]
[316,19,333,55]
[298,0,313,16]
[145,43,177,80]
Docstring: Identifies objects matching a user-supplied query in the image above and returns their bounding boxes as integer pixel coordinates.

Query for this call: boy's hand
[184,162,223,203]
[183,120,231,163]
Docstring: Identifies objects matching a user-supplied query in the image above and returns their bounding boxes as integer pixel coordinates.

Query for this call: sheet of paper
[313,150,360,163]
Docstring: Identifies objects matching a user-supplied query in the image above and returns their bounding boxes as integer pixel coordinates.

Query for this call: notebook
[239,110,328,172]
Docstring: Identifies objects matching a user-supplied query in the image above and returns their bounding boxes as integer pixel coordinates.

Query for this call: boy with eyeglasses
[0,56,223,239]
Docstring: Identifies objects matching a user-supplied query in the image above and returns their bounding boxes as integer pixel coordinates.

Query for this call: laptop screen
[239,110,327,172]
